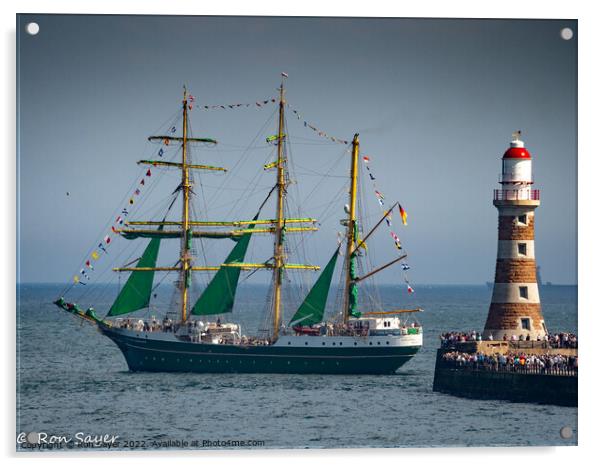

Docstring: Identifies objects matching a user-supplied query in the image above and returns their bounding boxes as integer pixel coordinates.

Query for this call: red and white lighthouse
[483,132,546,340]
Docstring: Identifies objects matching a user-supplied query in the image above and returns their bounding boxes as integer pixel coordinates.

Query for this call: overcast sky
[17,15,577,285]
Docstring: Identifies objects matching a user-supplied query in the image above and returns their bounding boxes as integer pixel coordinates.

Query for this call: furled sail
[120,229,239,240]
[348,223,361,318]
[190,216,258,316]
[289,246,340,327]
[107,227,163,316]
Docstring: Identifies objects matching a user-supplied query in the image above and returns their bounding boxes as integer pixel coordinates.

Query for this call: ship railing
[438,360,577,377]
[114,318,180,333]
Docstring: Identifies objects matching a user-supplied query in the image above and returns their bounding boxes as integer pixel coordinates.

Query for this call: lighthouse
[483,132,546,340]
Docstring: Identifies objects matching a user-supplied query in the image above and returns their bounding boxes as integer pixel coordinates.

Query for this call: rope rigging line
[356,167,383,309]
[280,115,315,301]
[281,139,348,272]
[359,152,414,295]
[60,134,179,298]
[73,190,181,307]
[60,106,187,304]
[204,106,278,214]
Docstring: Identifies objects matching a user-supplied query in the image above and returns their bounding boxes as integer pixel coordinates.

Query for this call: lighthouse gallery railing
[493,189,540,201]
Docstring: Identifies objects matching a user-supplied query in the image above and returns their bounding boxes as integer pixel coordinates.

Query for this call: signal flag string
[286,104,350,145]
[361,154,414,294]
[72,168,155,287]
[197,97,277,111]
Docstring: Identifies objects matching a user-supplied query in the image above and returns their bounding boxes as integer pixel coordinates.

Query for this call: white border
[4,1,599,465]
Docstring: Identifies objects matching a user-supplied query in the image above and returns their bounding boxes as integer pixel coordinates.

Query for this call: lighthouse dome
[503,136,531,159]
[503,146,531,159]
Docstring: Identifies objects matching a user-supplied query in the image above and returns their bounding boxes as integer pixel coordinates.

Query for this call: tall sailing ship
[54,76,423,374]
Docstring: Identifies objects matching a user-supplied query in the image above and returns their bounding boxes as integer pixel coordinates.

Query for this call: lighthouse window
[519,286,529,299]
[521,318,531,330]
[518,243,527,256]
[517,214,528,225]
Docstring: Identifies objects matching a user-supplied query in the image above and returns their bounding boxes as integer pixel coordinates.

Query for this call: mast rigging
[180,87,191,322]
[271,75,287,339]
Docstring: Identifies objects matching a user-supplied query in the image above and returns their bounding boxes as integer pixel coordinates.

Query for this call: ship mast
[180,87,191,323]
[271,75,287,339]
[342,134,360,324]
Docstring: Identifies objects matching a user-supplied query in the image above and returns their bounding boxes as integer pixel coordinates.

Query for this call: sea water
[16,284,577,449]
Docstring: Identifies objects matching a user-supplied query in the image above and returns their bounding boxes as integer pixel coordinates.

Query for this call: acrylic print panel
[16,14,577,451]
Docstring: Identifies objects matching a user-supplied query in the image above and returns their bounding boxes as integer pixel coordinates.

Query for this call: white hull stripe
[120,341,420,359]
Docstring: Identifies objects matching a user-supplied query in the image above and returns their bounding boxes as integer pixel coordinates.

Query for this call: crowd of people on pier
[440,350,578,374]
[439,331,577,348]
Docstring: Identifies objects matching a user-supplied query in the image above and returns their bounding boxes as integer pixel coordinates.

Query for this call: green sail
[289,247,340,327]
[107,227,163,316]
[190,218,257,316]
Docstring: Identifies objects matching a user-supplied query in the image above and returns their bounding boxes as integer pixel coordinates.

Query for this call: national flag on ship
[399,205,408,225]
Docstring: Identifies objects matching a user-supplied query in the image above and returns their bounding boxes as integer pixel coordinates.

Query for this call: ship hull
[98,324,421,375]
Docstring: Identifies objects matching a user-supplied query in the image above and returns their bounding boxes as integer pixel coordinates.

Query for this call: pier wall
[433,349,577,407]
